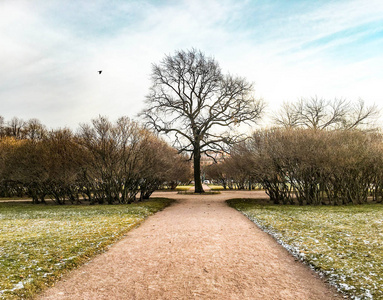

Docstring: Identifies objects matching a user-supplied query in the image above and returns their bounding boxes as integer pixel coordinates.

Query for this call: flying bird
[98,70,102,74]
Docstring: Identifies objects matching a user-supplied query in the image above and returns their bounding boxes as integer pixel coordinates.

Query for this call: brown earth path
[39,190,341,300]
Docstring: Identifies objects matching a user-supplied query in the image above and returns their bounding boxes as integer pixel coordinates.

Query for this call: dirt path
[39,191,340,300]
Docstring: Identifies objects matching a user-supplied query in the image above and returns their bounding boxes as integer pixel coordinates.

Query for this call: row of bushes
[207,128,383,205]
[0,116,190,204]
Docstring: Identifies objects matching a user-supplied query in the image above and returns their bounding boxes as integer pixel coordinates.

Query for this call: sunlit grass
[207,185,225,190]
[175,185,193,191]
[0,199,173,299]
[227,199,383,299]
[208,185,264,191]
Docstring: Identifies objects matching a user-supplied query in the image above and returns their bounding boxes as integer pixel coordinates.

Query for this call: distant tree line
[1,96,381,206]
[0,116,190,204]
[206,97,382,205]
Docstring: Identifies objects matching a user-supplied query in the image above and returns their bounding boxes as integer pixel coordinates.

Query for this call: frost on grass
[0,199,172,299]
[228,199,383,300]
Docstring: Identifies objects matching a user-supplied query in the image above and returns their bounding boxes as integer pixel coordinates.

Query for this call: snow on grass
[0,199,173,299]
[227,199,383,300]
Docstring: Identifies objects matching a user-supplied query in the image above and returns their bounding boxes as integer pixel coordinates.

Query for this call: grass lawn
[207,185,225,190]
[175,185,194,191]
[227,199,383,300]
[208,185,264,191]
[0,198,173,299]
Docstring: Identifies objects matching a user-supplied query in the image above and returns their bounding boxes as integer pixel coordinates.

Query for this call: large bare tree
[141,49,264,192]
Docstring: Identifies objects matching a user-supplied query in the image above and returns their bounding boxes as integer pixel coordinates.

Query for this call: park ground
[1,190,382,299]
[38,190,341,300]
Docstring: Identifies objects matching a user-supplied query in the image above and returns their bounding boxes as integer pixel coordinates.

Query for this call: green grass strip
[0,198,173,299]
[174,185,194,191]
[227,199,383,300]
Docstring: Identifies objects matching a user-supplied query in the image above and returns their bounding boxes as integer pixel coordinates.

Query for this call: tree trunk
[193,145,204,193]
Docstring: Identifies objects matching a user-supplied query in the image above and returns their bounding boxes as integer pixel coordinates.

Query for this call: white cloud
[0,0,382,129]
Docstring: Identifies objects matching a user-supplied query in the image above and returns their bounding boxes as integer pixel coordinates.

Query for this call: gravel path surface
[39,190,341,300]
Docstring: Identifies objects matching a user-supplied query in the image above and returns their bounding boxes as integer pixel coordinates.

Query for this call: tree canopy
[141,49,264,192]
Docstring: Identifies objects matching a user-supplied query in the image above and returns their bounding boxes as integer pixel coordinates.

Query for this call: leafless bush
[212,127,383,205]
[0,116,189,204]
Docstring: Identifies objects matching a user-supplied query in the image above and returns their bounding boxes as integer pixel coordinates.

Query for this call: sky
[1,0,382,129]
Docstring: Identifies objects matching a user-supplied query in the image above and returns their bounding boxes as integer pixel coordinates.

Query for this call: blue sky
[1,0,382,129]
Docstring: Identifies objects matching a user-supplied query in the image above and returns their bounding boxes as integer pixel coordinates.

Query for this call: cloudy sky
[1,0,382,129]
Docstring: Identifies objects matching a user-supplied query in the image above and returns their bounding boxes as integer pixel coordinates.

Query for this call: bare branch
[273,97,379,131]
[140,48,264,192]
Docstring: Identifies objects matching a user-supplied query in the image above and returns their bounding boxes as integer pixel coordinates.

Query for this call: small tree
[6,117,25,139]
[141,49,264,192]
[24,118,46,141]
[274,97,379,130]
[0,116,5,137]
